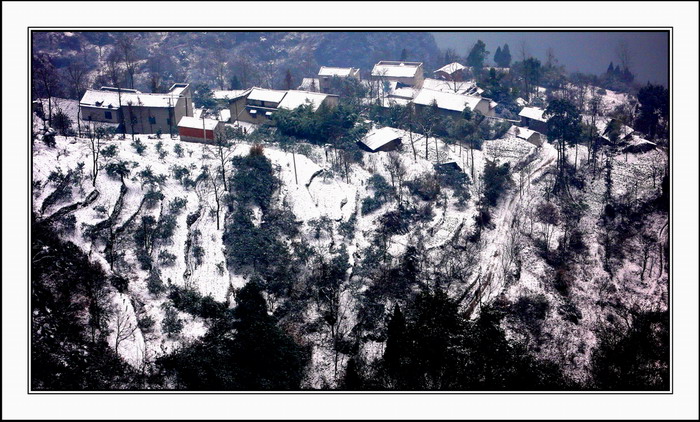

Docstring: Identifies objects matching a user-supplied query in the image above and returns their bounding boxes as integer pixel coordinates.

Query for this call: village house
[371,61,424,87]
[518,106,548,134]
[358,126,403,152]
[177,116,225,144]
[317,66,360,93]
[227,88,339,124]
[433,62,467,82]
[79,83,192,135]
[421,77,483,96]
[412,88,497,118]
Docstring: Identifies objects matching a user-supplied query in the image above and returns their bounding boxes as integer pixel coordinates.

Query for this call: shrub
[512,295,550,338]
[52,110,72,136]
[482,160,511,207]
[192,245,204,266]
[361,197,382,215]
[158,250,177,267]
[161,303,183,337]
[138,314,156,334]
[109,274,129,293]
[101,144,119,158]
[230,149,278,210]
[406,173,441,202]
[131,139,147,155]
[169,197,187,215]
[147,270,165,295]
[143,190,164,209]
[173,144,184,158]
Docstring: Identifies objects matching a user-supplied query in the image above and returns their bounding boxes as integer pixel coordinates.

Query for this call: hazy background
[432,31,669,86]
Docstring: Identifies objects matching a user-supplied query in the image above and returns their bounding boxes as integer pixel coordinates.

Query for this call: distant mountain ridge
[32,31,441,94]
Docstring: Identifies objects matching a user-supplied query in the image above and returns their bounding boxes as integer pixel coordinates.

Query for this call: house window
[104,111,112,119]
[148,116,156,125]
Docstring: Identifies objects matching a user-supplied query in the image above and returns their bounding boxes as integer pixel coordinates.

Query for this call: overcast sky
[432,31,669,86]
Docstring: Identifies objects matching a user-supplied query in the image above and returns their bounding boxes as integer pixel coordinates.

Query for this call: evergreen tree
[466,40,489,68]
[607,61,615,75]
[635,83,669,140]
[544,99,582,191]
[501,43,512,67]
[284,69,293,90]
[493,46,503,67]
[400,48,408,61]
[340,356,365,390]
[383,303,408,386]
[230,74,242,90]
[230,282,308,389]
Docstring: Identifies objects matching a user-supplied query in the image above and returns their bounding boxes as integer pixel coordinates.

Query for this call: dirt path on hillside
[464,143,558,317]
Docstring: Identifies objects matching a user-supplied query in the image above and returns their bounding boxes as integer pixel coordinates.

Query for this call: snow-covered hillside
[32,106,668,387]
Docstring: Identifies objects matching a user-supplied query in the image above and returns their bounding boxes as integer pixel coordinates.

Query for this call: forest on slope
[31,32,669,390]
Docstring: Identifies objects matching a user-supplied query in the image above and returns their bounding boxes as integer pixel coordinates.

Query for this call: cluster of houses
[77,59,654,154]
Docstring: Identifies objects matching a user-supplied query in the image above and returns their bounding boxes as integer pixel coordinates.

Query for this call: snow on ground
[33,106,667,382]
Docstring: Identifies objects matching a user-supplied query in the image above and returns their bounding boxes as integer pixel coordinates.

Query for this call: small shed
[622,135,657,154]
[358,126,403,152]
[178,116,224,143]
[434,161,463,173]
[518,106,548,134]
[514,126,544,147]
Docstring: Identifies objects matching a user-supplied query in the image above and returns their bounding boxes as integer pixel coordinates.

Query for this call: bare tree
[116,35,139,89]
[105,50,127,136]
[537,201,559,251]
[195,165,225,230]
[113,297,138,353]
[33,54,60,125]
[88,130,103,187]
[207,134,239,193]
[386,152,407,205]
[213,50,228,91]
[615,40,633,72]
[64,61,88,136]
[400,104,420,161]
[519,39,531,61]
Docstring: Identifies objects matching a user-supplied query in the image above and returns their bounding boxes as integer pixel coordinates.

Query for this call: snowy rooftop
[360,126,403,151]
[178,116,221,130]
[434,62,466,75]
[420,78,482,96]
[626,134,656,147]
[277,90,335,112]
[372,61,422,78]
[518,106,547,122]
[388,86,418,100]
[318,66,359,77]
[413,88,485,112]
[80,87,184,109]
[513,126,540,140]
[212,89,249,100]
[247,87,287,104]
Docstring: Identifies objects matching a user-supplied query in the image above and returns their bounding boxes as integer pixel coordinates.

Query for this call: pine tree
[494,46,503,67]
[383,304,407,386]
[466,40,489,68]
[284,69,293,90]
[230,74,242,90]
[607,61,615,75]
[501,43,512,67]
[400,48,408,61]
